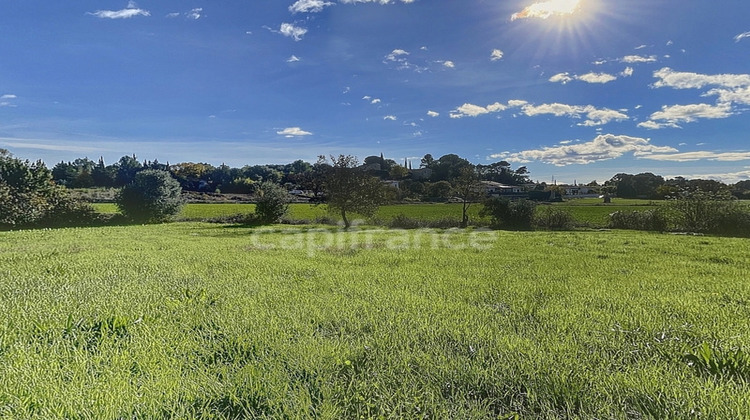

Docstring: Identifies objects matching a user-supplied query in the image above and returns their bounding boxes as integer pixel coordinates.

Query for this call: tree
[0,149,96,228]
[116,170,185,223]
[322,155,387,229]
[452,166,484,227]
[480,197,537,230]
[254,181,290,224]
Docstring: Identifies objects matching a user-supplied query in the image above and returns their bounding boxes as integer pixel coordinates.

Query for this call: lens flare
[511,0,582,20]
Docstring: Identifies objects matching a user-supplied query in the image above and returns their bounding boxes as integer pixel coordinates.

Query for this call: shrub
[608,209,671,232]
[480,198,536,230]
[254,182,290,224]
[0,149,98,229]
[534,206,575,230]
[116,169,185,223]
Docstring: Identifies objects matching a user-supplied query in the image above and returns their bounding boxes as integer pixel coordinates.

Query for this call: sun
[511,0,584,21]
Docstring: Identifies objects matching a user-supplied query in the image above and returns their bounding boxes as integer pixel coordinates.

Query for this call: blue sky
[1,0,750,184]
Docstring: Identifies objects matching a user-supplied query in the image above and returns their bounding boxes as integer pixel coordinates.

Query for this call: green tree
[322,155,387,229]
[254,182,290,224]
[452,166,483,227]
[0,149,96,228]
[116,170,185,223]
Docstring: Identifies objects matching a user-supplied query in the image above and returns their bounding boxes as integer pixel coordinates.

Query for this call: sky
[1,0,750,184]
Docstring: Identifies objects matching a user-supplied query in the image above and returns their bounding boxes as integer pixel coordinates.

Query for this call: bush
[0,149,98,229]
[254,182,290,224]
[116,170,185,223]
[534,206,575,230]
[480,198,536,230]
[608,209,671,232]
[667,190,739,234]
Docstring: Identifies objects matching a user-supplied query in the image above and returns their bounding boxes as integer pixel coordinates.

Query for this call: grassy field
[92,203,486,224]
[0,223,748,418]
[92,200,656,228]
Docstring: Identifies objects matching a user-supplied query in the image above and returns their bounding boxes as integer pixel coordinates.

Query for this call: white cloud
[186,8,203,20]
[638,151,750,162]
[638,103,733,129]
[287,55,301,62]
[88,6,150,19]
[279,23,308,41]
[166,12,180,18]
[621,67,634,77]
[549,72,573,84]
[289,0,335,13]
[385,49,409,60]
[621,55,657,63]
[511,0,582,20]
[1,94,17,99]
[592,60,607,65]
[634,44,648,50]
[576,72,617,84]
[88,2,150,19]
[490,49,504,61]
[371,98,381,104]
[277,127,312,137]
[427,110,439,117]
[442,61,455,69]
[383,48,426,72]
[669,169,750,184]
[521,103,628,126]
[549,72,617,84]
[653,67,750,90]
[735,31,750,43]
[450,102,508,118]
[490,134,677,166]
[384,115,397,121]
[339,0,415,4]
[706,86,750,105]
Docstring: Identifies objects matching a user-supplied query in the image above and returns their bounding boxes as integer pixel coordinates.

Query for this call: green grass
[0,223,748,418]
[92,203,484,224]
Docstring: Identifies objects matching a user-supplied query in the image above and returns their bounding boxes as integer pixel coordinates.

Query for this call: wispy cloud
[490,49,504,61]
[427,110,439,117]
[287,55,301,63]
[441,60,455,69]
[278,23,308,41]
[383,49,426,72]
[638,151,750,162]
[186,8,203,20]
[384,115,397,121]
[1,94,17,99]
[549,72,617,84]
[339,0,415,4]
[289,0,335,13]
[511,0,582,21]
[734,31,750,43]
[621,55,657,63]
[88,1,150,19]
[277,127,312,137]
[652,67,750,90]
[490,134,677,166]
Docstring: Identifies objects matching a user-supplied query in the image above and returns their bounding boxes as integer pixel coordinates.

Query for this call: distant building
[560,184,599,197]
[481,181,524,196]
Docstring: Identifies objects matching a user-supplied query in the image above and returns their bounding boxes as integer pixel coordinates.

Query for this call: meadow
[92,199,659,228]
[0,223,748,418]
